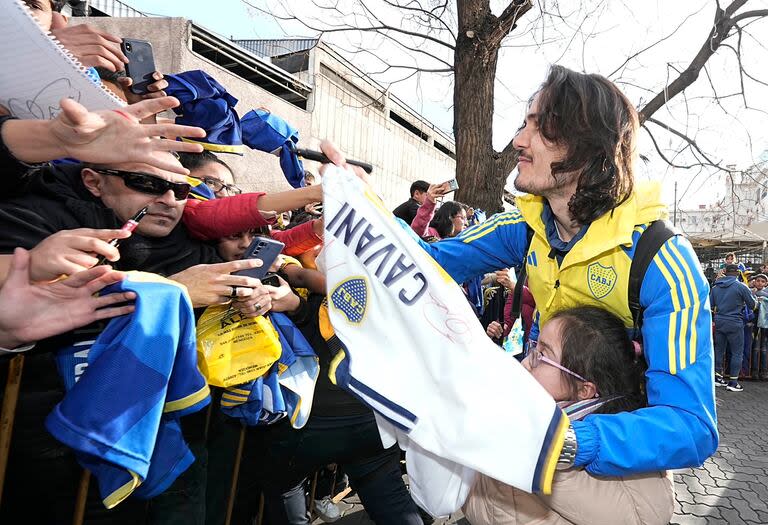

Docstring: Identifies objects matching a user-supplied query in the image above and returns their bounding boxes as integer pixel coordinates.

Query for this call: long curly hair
[535,65,638,224]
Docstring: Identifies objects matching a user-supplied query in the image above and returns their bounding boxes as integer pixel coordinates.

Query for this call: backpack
[509,220,678,343]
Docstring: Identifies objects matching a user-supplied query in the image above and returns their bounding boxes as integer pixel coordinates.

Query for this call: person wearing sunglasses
[464,306,674,525]
[0,154,272,312]
[0,151,282,523]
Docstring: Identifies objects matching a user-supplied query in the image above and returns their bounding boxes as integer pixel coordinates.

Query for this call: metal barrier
[0,359,341,524]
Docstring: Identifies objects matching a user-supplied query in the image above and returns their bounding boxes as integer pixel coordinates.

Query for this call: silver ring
[253,303,262,312]
[230,286,238,299]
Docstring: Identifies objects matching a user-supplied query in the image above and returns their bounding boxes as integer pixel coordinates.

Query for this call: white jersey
[321,168,569,515]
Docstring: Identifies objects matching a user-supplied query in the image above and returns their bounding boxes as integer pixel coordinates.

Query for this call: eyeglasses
[99,169,191,201]
[527,340,599,398]
[194,176,242,196]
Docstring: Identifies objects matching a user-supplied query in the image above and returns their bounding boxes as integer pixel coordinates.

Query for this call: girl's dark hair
[550,306,647,414]
[177,151,234,177]
[534,65,638,224]
[429,201,463,239]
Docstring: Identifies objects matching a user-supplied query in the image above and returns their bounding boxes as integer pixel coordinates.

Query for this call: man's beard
[513,170,573,197]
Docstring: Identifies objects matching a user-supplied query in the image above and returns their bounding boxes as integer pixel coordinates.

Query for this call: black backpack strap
[510,263,527,327]
[496,285,507,324]
[628,220,677,336]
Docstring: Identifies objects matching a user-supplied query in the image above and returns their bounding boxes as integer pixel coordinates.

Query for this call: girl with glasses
[463,306,675,525]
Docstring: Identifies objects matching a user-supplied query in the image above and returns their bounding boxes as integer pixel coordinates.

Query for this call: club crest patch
[330,277,368,324]
[587,262,617,299]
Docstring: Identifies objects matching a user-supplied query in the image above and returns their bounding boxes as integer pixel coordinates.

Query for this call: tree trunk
[453,0,507,214]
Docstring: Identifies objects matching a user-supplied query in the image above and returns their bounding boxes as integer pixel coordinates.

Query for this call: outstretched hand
[48,97,205,173]
[0,248,136,349]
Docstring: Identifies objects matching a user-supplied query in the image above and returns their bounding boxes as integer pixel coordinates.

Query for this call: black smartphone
[121,38,156,95]
[234,237,285,280]
[261,273,281,287]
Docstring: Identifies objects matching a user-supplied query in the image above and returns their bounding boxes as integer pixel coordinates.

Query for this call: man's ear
[576,381,598,401]
[81,168,105,197]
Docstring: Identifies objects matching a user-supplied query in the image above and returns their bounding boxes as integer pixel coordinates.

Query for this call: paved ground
[315,381,768,525]
[671,380,768,525]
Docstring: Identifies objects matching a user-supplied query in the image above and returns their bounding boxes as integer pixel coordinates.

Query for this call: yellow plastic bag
[196,305,282,387]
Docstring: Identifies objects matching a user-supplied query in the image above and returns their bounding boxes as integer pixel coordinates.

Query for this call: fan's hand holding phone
[121,38,157,95]
[234,237,285,280]
[444,178,459,192]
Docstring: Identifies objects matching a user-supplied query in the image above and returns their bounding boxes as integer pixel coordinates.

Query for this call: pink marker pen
[96,206,149,265]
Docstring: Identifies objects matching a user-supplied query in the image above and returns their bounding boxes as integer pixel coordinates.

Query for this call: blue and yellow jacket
[419,182,718,476]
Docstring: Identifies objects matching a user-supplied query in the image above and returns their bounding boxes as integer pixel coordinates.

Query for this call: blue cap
[164,71,244,155]
[241,109,305,188]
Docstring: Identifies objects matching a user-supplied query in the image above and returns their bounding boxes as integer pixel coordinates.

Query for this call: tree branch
[638,0,768,123]
[485,0,534,52]
[646,117,724,168]
[242,0,456,51]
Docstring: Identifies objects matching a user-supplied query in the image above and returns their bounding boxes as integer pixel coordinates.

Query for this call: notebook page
[0,0,125,119]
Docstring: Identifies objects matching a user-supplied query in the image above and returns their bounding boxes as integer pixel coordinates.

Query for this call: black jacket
[392,197,420,226]
[0,162,224,523]
[287,293,368,417]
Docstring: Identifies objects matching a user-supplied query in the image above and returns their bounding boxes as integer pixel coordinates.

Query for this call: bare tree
[249,0,768,213]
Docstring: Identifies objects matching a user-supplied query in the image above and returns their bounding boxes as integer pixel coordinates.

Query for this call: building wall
[675,165,768,237]
[71,17,311,194]
[70,17,457,208]
[310,46,456,209]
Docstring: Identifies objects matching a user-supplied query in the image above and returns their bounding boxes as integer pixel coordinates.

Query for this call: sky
[124,0,768,208]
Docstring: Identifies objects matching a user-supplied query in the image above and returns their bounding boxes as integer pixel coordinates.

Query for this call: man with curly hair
[419,65,717,480]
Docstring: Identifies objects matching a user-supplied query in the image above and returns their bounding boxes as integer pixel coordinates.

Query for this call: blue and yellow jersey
[419,182,718,476]
[46,273,210,508]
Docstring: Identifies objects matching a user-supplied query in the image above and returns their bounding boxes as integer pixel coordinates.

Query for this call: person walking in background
[712,264,756,391]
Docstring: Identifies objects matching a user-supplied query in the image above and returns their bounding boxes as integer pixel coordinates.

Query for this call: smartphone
[121,38,156,95]
[444,178,460,192]
[235,237,285,280]
[261,273,281,288]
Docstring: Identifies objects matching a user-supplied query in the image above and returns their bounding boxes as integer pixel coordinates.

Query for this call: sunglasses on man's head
[98,169,191,201]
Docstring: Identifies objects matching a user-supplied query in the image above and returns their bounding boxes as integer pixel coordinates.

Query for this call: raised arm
[417,210,530,283]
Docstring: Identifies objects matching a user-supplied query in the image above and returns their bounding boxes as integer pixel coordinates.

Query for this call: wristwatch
[556,425,578,470]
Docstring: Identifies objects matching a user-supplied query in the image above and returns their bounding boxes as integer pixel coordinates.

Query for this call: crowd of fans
[0,1,723,525]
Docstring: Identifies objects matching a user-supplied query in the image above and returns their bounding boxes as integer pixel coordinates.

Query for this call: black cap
[725,264,740,273]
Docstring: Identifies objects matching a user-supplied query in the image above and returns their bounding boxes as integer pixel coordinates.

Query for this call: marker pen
[96,206,149,266]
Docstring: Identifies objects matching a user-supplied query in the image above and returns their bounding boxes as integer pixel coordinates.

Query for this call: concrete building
[673,158,768,242]
[671,155,768,265]
[74,1,457,209]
